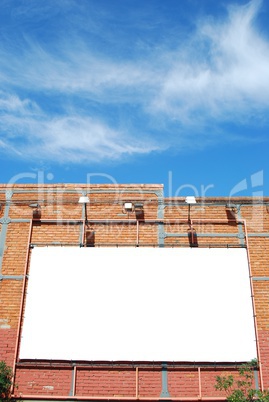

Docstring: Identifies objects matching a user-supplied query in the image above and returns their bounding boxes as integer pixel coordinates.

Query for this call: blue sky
[0,0,268,197]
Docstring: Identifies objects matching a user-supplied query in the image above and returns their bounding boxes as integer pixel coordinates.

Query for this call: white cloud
[152,0,269,123]
[0,93,160,163]
[0,92,40,114]
[39,116,159,162]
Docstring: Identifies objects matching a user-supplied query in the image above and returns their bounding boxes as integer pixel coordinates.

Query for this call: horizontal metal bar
[31,219,83,224]
[3,219,269,238]
[32,218,244,224]
[247,233,269,237]
[7,219,31,223]
[165,233,239,238]
[1,199,158,207]
[16,360,245,369]
[85,219,242,224]
[164,201,269,206]
[29,242,245,248]
[253,277,269,281]
[0,188,161,195]
[0,275,24,281]
[30,243,83,247]
[11,395,227,401]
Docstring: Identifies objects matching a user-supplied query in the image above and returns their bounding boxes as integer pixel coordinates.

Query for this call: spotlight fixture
[225,203,238,213]
[79,195,90,229]
[134,202,144,210]
[29,203,40,208]
[225,203,238,220]
[185,196,196,223]
[29,203,41,219]
[185,196,197,204]
[78,196,90,204]
[124,202,133,212]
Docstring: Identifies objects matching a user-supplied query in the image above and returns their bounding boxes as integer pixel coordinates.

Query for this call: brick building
[0,183,269,401]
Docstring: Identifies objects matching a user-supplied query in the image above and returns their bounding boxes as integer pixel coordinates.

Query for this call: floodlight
[124,202,133,212]
[29,203,40,208]
[185,196,197,204]
[78,196,89,204]
[134,202,144,209]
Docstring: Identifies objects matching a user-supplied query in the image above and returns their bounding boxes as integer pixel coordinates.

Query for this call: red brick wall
[0,185,268,400]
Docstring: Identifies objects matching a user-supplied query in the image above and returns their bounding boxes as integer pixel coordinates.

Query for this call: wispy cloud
[0,92,159,162]
[0,0,268,164]
[152,0,269,123]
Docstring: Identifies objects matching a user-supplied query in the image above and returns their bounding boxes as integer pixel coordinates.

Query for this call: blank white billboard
[19,247,256,361]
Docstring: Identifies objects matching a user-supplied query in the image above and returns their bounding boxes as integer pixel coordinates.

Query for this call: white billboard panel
[19,247,256,361]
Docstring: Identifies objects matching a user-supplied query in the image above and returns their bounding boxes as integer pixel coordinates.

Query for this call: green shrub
[0,361,13,401]
[215,360,269,402]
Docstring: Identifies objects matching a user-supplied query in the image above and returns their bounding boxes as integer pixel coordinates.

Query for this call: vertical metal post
[160,363,170,398]
[0,191,13,273]
[69,365,77,396]
[136,220,139,246]
[79,201,87,246]
[11,219,33,394]
[244,220,264,391]
[198,367,202,399]
[135,367,139,399]
[236,206,245,246]
[157,190,165,247]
